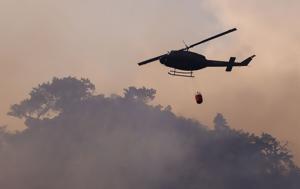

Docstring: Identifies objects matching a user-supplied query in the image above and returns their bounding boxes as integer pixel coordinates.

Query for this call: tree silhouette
[2,77,300,189]
[214,113,230,131]
[8,77,95,119]
[123,86,156,103]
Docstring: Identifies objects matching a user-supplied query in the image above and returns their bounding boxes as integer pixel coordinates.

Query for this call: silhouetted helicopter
[138,28,255,77]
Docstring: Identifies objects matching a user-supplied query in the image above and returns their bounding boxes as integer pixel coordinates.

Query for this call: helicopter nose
[160,56,166,64]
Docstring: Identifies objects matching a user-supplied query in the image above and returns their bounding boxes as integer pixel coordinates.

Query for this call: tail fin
[240,55,256,66]
[226,57,236,72]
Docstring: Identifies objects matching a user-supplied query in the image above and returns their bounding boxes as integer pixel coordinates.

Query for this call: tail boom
[206,55,256,72]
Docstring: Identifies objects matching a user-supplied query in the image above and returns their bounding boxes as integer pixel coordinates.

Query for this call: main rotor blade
[137,54,166,66]
[179,28,237,51]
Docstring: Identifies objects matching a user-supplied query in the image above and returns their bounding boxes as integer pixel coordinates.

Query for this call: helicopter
[137,28,255,77]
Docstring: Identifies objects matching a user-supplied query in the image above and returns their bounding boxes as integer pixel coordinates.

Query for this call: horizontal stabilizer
[226,57,236,72]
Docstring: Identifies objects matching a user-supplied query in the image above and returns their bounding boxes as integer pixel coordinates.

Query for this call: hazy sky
[0,0,299,162]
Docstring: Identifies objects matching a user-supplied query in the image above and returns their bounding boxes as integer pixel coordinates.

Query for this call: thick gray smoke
[1,77,299,189]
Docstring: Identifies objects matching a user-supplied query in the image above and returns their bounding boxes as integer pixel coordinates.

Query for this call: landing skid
[168,69,194,78]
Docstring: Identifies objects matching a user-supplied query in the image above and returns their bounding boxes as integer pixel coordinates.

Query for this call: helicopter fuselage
[160,51,207,71]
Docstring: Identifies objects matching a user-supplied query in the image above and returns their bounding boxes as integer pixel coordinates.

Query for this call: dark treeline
[0,77,299,189]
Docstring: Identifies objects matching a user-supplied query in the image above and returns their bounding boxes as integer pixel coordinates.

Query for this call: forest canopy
[1,76,299,189]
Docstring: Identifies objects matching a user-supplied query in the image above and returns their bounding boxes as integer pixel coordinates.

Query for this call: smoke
[196,0,300,162]
[0,77,299,189]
